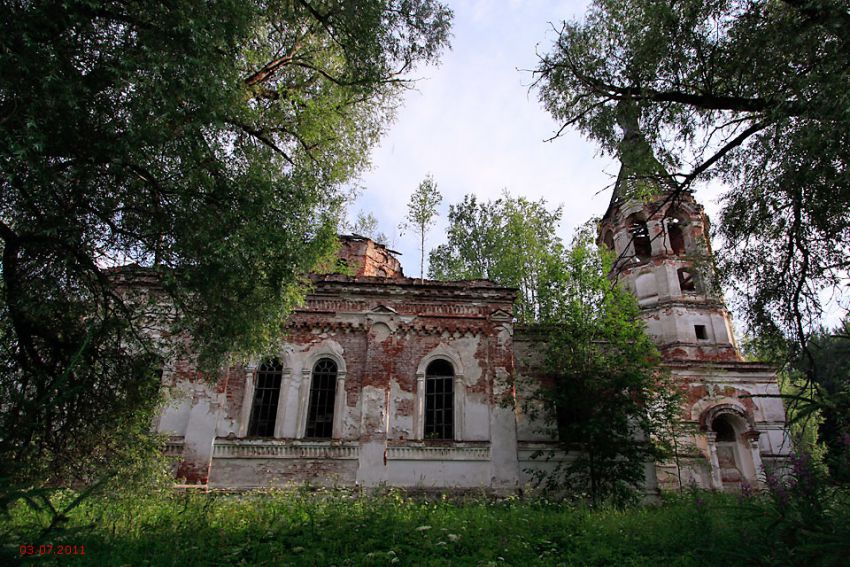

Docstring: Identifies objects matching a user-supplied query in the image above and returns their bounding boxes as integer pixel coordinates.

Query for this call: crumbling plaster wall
[512,328,789,492]
[155,255,788,493]
[655,363,791,491]
[157,278,521,490]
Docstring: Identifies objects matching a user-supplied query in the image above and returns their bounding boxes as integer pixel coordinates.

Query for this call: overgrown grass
[1,487,847,566]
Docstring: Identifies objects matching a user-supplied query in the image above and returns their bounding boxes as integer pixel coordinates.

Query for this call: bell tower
[595,102,790,492]
[598,103,741,362]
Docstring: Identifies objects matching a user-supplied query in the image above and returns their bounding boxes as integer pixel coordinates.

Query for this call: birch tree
[401,175,442,280]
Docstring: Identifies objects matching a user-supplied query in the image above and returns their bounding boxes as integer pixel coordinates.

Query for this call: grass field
[2,487,846,566]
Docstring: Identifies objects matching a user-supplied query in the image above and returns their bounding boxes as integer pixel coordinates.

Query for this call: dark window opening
[629,219,652,260]
[668,222,685,255]
[556,402,577,443]
[602,230,615,251]
[248,360,283,437]
[306,358,337,439]
[678,268,696,292]
[695,324,708,340]
[425,359,454,440]
[713,415,737,442]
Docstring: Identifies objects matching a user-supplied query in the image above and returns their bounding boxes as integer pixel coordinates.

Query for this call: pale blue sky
[347,0,722,277]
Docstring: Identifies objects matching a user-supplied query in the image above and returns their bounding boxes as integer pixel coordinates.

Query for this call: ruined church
[156,181,790,493]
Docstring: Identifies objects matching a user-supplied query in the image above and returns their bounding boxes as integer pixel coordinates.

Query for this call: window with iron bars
[425,359,454,440]
[248,360,283,437]
[305,358,337,439]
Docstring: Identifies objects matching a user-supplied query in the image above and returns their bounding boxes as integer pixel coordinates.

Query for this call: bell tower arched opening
[627,215,652,261]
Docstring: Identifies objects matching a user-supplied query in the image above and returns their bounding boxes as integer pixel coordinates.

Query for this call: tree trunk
[419,224,425,282]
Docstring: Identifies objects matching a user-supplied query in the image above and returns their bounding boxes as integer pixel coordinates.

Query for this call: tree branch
[226,121,295,165]
[244,43,302,87]
[673,120,770,188]
[552,53,807,117]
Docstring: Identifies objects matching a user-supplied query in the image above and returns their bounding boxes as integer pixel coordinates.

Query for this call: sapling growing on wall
[401,175,443,281]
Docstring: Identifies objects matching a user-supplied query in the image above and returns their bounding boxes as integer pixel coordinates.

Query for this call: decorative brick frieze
[386,444,490,461]
[213,440,360,460]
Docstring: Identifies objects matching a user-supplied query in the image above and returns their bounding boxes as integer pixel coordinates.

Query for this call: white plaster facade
[157,274,522,490]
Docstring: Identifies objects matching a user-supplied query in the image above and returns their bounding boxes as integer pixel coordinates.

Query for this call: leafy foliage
[5,486,849,566]
[400,174,442,279]
[0,328,168,513]
[803,322,850,482]
[431,194,674,502]
[755,452,850,565]
[347,210,389,245]
[0,0,451,507]
[749,318,850,483]
[534,227,678,504]
[534,0,850,353]
[0,488,799,565]
[428,192,564,323]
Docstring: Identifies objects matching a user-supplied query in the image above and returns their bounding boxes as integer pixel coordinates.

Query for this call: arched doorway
[713,414,744,488]
[704,408,762,491]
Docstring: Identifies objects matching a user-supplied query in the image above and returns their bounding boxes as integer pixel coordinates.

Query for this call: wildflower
[739,480,754,503]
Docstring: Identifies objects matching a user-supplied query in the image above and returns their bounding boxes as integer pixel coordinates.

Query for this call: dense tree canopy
[802,321,850,481]
[428,192,563,323]
[0,0,451,496]
[534,228,677,504]
[430,197,673,501]
[535,0,850,353]
[752,319,850,481]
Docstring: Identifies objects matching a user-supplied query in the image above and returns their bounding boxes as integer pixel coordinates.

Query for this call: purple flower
[739,481,754,502]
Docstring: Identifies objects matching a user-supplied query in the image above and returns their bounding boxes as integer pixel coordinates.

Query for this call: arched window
[628,216,652,261]
[713,415,737,442]
[711,413,744,485]
[678,267,697,292]
[668,220,685,255]
[305,358,337,439]
[248,360,283,437]
[425,359,454,440]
